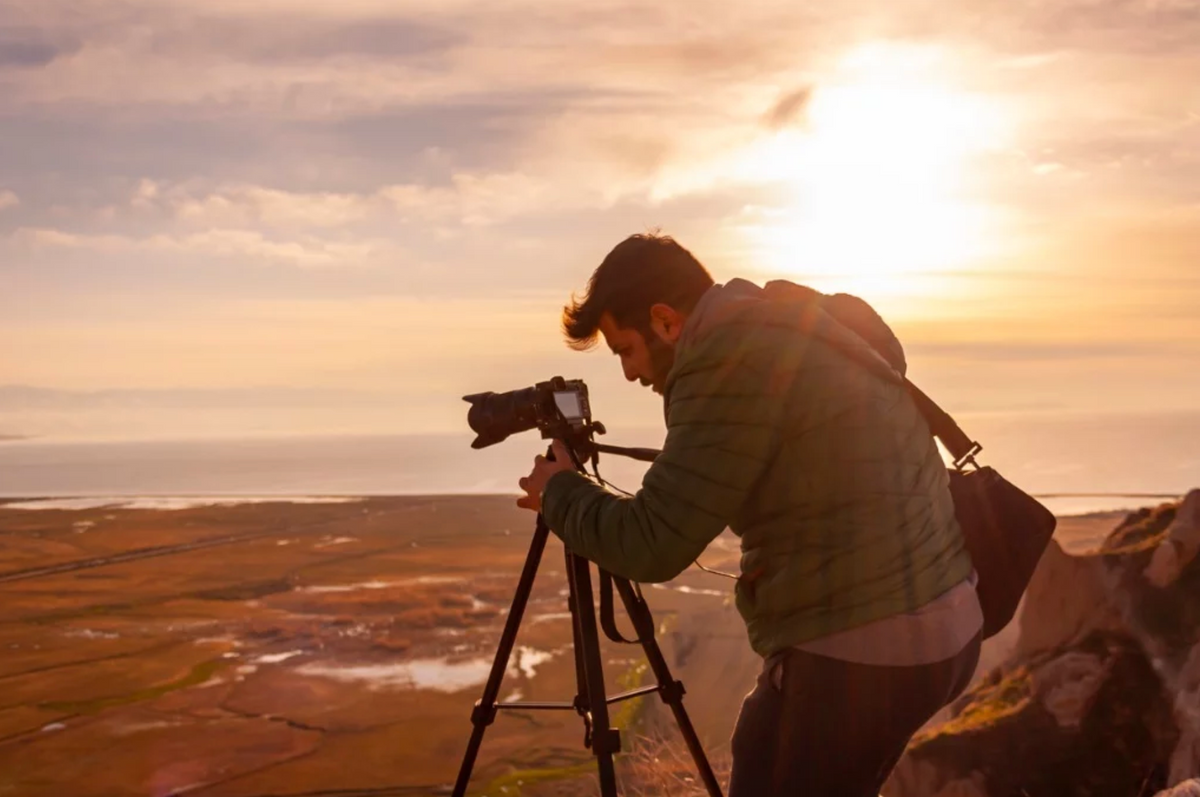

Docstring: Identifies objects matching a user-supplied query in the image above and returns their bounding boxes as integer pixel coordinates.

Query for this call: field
[0,496,747,797]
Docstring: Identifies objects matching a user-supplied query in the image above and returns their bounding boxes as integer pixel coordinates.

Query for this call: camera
[463,376,592,449]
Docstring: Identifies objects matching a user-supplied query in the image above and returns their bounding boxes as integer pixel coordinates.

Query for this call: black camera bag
[903,383,1058,638]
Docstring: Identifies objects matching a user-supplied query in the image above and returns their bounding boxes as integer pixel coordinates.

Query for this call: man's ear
[648,303,686,344]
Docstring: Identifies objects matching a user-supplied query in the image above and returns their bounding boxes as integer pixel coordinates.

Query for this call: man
[517,233,982,797]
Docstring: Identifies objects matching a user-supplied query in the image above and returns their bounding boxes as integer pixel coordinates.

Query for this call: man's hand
[517,440,576,513]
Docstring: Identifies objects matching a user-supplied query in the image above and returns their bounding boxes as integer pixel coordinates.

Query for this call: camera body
[463,376,592,450]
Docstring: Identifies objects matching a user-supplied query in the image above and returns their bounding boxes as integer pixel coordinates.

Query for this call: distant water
[0,432,659,501]
[0,411,1195,516]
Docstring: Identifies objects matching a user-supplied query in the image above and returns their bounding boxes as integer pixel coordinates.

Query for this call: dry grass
[914,664,1033,743]
[1102,502,1179,554]
[521,734,733,797]
[616,735,733,797]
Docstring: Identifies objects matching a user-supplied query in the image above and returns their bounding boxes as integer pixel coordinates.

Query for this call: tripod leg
[564,547,590,720]
[452,515,552,797]
[567,552,620,797]
[614,577,725,797]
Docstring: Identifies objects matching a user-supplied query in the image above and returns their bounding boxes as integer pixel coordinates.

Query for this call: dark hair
[562,233,714,351]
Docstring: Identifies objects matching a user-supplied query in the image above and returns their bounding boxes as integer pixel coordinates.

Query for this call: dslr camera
[463,376,593,450]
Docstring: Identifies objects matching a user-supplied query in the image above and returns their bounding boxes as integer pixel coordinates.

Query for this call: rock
[1149,541,1188,590]
[1167,644,1200,783]
[886,760,987,797]
[929,772,989,797]
[1032,650,1109,729]
[885,633,1177,797]
[1106,502,1181,554]
[885,494,1200,797]
[1015,539,1122,659]
[1147,491,1200,588]
[1157,779,1200,797]
[1100,500,1200,663]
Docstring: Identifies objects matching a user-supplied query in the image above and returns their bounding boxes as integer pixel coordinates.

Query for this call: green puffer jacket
[542,278,973,657]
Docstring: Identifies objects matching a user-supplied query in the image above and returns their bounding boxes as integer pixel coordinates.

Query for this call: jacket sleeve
[541,333,784,583]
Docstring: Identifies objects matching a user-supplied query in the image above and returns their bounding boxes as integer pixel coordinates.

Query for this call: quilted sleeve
[541,326,787,583]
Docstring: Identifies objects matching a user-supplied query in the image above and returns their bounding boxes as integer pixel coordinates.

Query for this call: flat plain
[0,496,748,797]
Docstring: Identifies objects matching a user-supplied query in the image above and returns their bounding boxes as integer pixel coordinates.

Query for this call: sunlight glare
[738,44,1010,299]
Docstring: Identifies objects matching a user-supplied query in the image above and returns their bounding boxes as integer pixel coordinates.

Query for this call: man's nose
[622,364,638,382]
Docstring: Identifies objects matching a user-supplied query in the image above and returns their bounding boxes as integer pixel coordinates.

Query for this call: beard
[643,335,676,394]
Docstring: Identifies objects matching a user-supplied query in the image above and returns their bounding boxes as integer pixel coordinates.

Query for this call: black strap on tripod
[598,570,644,643]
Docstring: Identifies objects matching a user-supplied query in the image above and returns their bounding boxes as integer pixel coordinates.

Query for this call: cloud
[762,86,813,130]
[2,0,1187,228]
[14,226,392,270]
[58,175,575,236]
[0,1,821,111]
[1016,0,1200,55]
[907,340,1200,363]
[0,384,401,410]
[0,190,18,210]
[171,185,377,228]
[108,169,636,231]
[0,28,81,68]
[165,178,550,228]
[152,17,464,62]
[2,2,1198,353]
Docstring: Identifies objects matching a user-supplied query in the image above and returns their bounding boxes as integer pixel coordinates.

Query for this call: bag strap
[797,300,984,470]
[902,380,982,470]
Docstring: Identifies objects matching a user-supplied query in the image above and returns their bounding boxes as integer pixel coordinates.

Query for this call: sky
[1,0,1198,441]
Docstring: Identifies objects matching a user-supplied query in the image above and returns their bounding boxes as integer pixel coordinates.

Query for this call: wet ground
[0,496,741,797]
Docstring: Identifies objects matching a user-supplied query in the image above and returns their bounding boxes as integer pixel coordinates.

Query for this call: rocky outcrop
[1145,490,1200,589]
[1015,538,1123,659]
[887,494,1200,797]
[886,631,1177,797]
[1157,779,1200,797]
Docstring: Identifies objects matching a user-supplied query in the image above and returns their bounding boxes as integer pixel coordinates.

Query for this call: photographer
[517,233,982,797]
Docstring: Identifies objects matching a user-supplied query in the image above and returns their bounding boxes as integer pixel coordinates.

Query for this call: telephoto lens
[463,377,591,449]
[462,387,541,449]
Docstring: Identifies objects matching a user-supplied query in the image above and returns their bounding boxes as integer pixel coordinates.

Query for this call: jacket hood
[677,278,908,378]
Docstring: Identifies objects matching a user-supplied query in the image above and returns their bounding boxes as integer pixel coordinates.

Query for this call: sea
[0,410,1196,516]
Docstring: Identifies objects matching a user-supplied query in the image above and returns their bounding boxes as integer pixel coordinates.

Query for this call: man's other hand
[517,440,575,512]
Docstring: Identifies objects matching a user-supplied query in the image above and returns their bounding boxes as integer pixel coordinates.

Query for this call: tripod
[452,446,723,797]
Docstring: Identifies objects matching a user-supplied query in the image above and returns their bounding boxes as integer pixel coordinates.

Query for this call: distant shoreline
[0,494,518,511]
[0,493,1163,520]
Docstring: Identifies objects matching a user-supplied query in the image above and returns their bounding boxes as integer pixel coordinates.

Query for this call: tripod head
[546,415,661,472]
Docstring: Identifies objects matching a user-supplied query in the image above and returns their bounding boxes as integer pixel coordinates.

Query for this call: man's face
[598,311,677,395]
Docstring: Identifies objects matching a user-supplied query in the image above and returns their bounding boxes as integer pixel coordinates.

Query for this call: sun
[735,44,1010,302]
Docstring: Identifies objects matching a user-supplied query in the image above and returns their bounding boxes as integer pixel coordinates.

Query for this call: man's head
[562,233,714,394]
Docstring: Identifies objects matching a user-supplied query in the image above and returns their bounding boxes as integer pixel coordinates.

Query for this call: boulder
[885,632,1177,797]
[1100,500,1200,664]
[887,494,1200,797]
[1015,539,1122,659]
[1157,779,1200,797]
[1167,643,1200,783]
[1146,491,1200,589]
[1032,650,1110,730]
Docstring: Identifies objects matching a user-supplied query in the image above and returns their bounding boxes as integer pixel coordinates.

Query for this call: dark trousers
[727,634,981,797]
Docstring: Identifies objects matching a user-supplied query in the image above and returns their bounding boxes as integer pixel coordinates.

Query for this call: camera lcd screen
[554,391,583,420]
